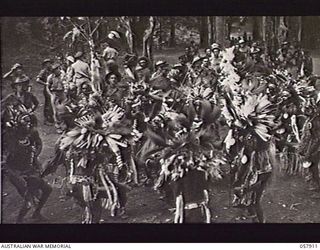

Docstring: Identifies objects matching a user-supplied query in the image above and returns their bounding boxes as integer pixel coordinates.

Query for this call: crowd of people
[2,36,320,224]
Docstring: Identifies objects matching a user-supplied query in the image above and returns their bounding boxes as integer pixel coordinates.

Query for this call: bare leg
[26,177,52,220]
[16,200,32,224]
[91,200,102,224]
[255,202,265,223]
[7,172,27,198]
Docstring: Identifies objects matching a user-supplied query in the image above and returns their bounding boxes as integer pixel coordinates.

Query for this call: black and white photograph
[1,16,320,226]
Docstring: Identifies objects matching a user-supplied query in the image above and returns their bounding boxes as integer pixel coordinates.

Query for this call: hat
[191,56,203,65]
[74,51,83,59]
[250,48,261,55]
[172,63,184,69]
[124,53,137,62]
[138,56,149,63]
[105,71,122,82]
[155,60,168,69]
[239,39,245,44]
[66,56,75,63]
[135,65,144,71]
[14,75,30,85]
[12,63,22,70]
[211,43,221,50]
[42,59,51,65]
[51,63,61,70]
[282,41,289,46]
[108,30,121,40]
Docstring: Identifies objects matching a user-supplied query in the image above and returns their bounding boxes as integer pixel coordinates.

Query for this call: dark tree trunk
[301,16,320,49]
[199,16,208,48]
[208,16,212,45]
[225,16,232,45]
[287,16,302,44]
[264,16,277,56]
[143,16,157,65]
[158,17,163,50]
[215,16,226,48]
[211,16,216,43]
[252,16,263,41]
[119,16,138,54]
[169,17,176,47]
[277,16,288,45]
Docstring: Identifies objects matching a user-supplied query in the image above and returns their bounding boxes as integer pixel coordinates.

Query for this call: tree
[301,16,320,49]
[63,17,104,92]
[199,16,208,48]
[252,16,263,41]
[207,16,213,45]
[142,16,157,65]
[157,17,163,50]
[118,16,137,54]
[277,16,288,45]
[215,16,226,48]
[264,16,277,56]
[287,16,302,43]
[169,17,176,47]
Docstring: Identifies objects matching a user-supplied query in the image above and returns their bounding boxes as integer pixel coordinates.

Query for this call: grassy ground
[2,48,320,224]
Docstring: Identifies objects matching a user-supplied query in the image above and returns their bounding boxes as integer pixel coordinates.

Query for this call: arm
[66,67,75,82]
[32,130,43,156]
[3,69,14,80]
[36,77,48,86]
[102,48,107,59]
[46,75,53,91]
[36,70,49,86]
[291,115,300,143]
[86,64,92,79]
[30,94,39,112]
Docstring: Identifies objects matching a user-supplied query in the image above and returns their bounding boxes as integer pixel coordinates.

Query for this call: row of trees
[2,16,320,62]
[197,16,320,52]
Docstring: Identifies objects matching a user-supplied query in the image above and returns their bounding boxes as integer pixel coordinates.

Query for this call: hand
[11,65,18,71]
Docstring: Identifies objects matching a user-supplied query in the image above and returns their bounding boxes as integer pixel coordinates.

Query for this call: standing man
[238,39,250,59]
[71,51,91,95]
[3,111,52,223]
[135,57,151,84]
[36,59,54,125]
[102,42,119,74]
[210,43,222,74]
[63,56,75,94]
[299,103,320,193]
[301,50,313,77]
[276,41,290,69]
[47,63,66,134]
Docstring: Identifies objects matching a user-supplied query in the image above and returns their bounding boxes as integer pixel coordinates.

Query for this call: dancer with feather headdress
[2,109,52,223]
[43,103,135,223]
[141,97,225,223]
[221,91,277,223]
[272,73,316,176]
[298,98,320,193]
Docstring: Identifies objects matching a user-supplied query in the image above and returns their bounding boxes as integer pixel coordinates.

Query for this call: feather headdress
[183,84,214,103]
[218,47,241,93]
[58,104,131,169]
[146,103,225,185]
[222,92,276,142]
